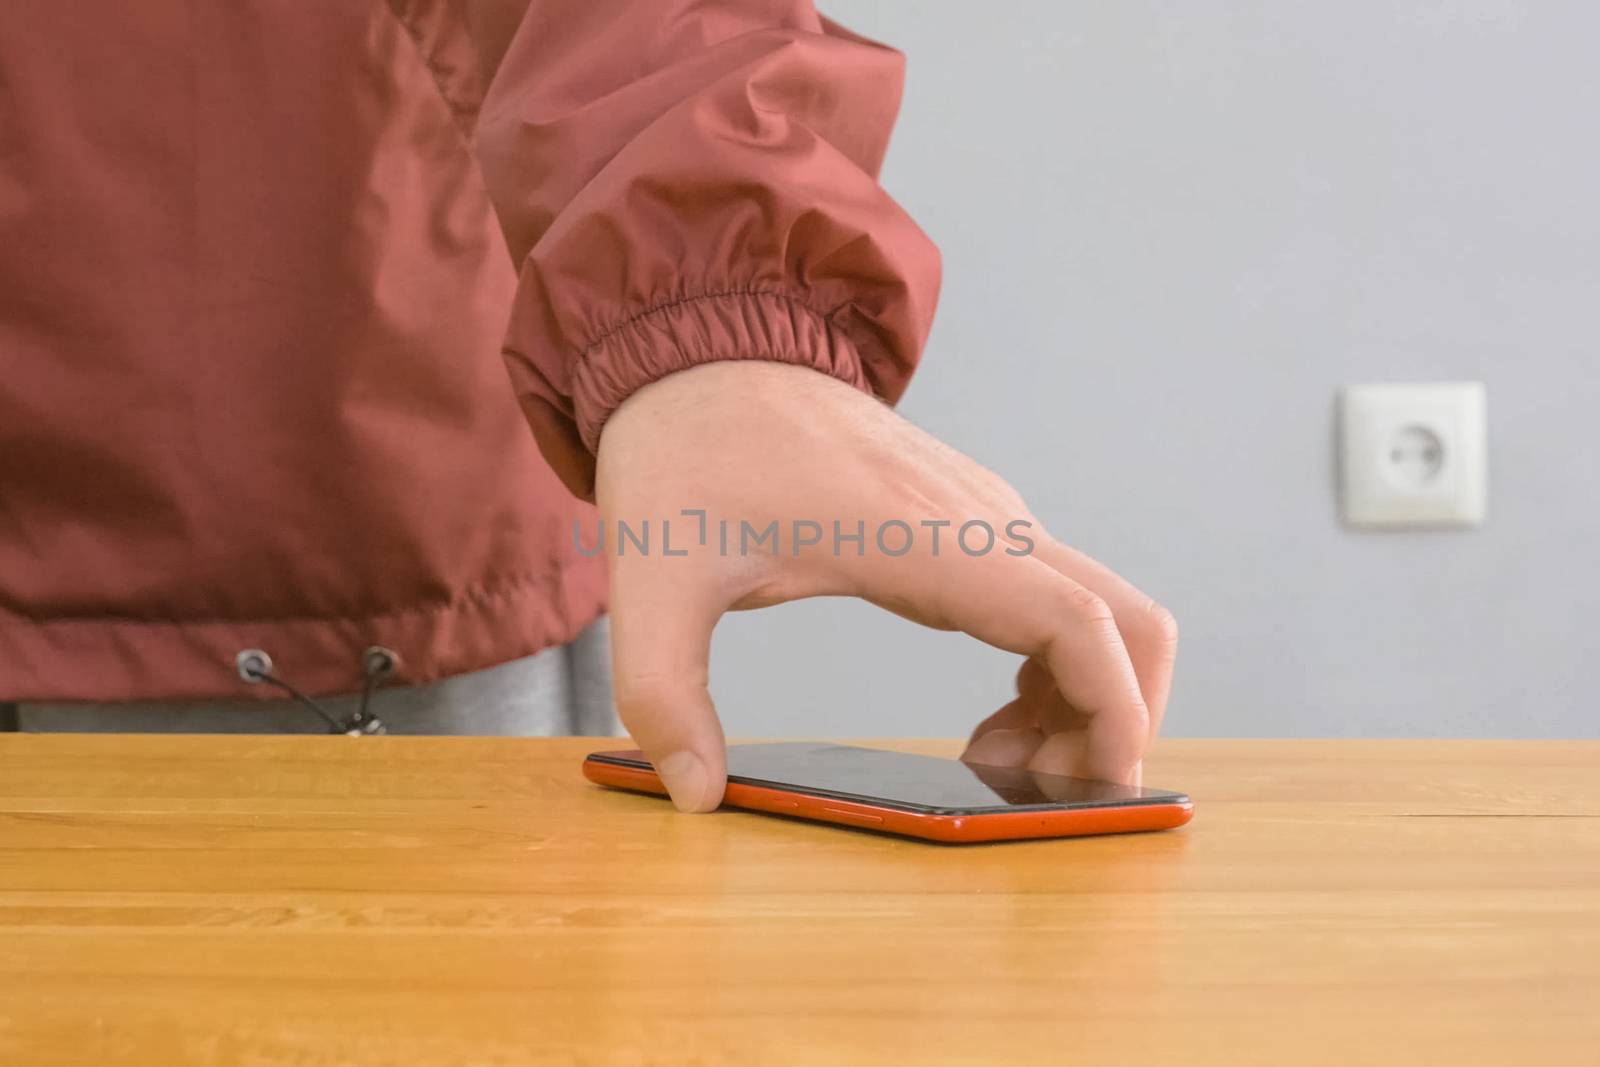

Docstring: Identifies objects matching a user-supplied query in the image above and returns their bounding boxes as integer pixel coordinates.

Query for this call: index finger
[846,545,1150,783]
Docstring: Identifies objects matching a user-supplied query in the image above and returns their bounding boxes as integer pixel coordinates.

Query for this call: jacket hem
[0,556,607,703]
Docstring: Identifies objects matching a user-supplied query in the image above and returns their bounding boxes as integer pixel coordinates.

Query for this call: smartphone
[583,742,1192,843]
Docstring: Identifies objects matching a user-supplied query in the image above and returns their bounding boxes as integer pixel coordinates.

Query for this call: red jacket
[0,1,940,701]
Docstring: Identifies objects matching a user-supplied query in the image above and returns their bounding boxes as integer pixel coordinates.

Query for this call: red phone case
[583,750,1193,843]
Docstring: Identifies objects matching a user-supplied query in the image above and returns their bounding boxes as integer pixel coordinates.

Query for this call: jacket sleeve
[472,1,941,499]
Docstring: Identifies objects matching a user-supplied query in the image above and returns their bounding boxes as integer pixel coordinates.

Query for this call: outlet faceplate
[1340,382,1487,528]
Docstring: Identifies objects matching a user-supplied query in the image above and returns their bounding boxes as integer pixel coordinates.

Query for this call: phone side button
[822,807,884,825]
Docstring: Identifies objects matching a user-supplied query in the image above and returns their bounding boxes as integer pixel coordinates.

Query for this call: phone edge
[582,754,1193,844]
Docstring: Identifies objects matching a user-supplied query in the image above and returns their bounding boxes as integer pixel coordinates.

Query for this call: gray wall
[710,1,1599,740]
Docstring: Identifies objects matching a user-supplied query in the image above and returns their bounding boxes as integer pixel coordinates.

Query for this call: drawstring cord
[355,646,399,732]
[234,646,399,735]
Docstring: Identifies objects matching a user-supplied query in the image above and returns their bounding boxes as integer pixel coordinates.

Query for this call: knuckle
[988,477,1030,519]
[1064,585,1116,627]
[1143,600,1180,648]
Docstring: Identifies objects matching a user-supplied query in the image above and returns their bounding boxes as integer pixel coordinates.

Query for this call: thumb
[608,561,727,813]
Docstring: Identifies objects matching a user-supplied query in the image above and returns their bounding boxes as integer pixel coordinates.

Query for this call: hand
[592,361,1178,811]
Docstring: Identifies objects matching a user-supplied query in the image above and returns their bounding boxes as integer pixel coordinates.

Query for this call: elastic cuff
[570,289,872,453]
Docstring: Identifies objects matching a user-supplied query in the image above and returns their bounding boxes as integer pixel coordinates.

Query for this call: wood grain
[1,736,1596,1065]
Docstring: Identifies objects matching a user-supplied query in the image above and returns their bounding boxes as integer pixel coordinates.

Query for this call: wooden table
[2,737,1596,1065]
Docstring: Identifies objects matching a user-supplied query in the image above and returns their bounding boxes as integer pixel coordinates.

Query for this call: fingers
[960,533,1179,783]
[872,432,1177,762]
[961,698,1045,767]
[962,657,1068,767]
[607,557,727,813]
[850,546,1150,783]
[1029,536,1180,738]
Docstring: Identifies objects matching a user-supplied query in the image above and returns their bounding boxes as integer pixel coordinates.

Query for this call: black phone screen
[591,742,1188,816]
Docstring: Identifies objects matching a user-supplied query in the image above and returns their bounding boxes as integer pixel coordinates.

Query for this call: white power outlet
[1340,382,1487,528]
